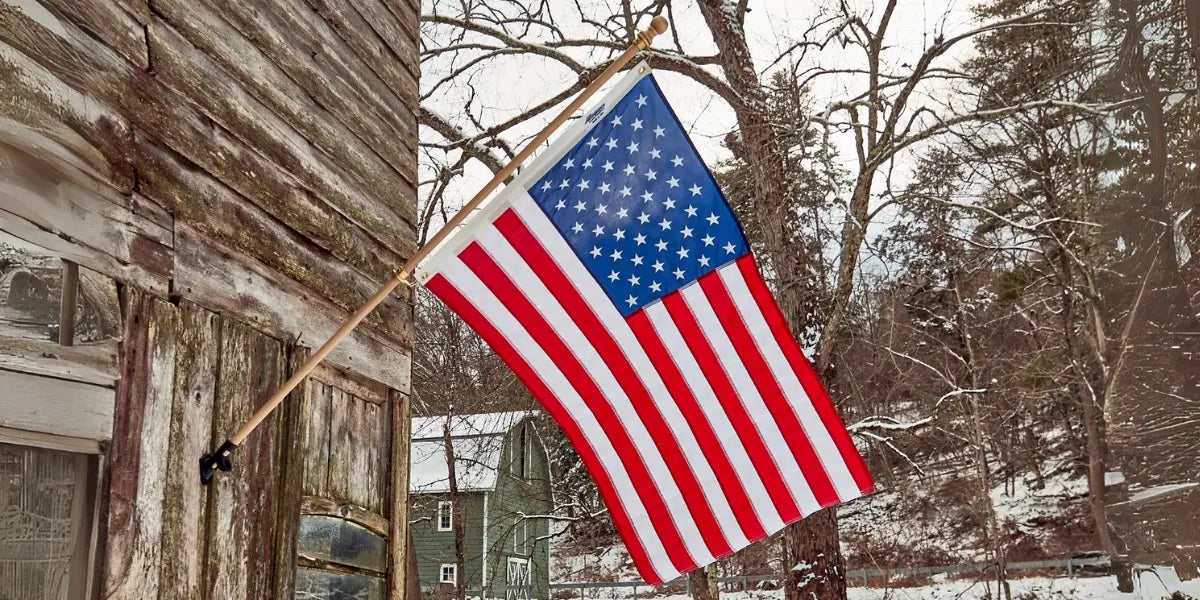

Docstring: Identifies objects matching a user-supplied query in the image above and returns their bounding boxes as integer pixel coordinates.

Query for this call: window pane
[294,567,384,600]
[0,442,81,600]
[0,235,120,344]
[296,515,387,574]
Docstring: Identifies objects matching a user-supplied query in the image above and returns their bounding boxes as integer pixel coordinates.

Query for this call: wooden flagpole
[200,15,670,484]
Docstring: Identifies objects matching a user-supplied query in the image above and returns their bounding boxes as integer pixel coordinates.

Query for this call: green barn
[409,412,553,600]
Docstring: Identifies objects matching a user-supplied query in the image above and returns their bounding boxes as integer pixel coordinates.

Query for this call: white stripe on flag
[718,266,862,501]
[436,257,679,578]
[472,223,715,566]
[677,282,822,516]
[511,195,754,548]
[640,301,787,533]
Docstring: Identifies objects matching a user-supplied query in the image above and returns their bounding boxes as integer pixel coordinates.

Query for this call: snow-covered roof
[409,411,535,494]
[411,411,534,440]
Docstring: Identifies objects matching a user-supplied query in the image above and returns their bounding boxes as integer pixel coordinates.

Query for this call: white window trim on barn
[437,500,453,531]
[440,563,457,584]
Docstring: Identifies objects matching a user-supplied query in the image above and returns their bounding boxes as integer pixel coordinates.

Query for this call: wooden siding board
[204,318,285,600]
[389,390,411,600]
[101,293,176,599]
[30,0,149,69]
[200,0,418,156]
[0,178,169,294]
[0,369,115,439]
[0,161,173,276]
[274,345,311,600]
[283,0,418,123]
[0,7,417,340]
[302,380,332,498]
[157,302,219,600]
[143,19,416,249]
[1,0,417,594]
[344,0,420,83]
[144,6,416,201]
[0,12,139,189]
[303,0,420,149]
[150,0,417,189]
[0,337,118,386]
[134,141,412,342]
[0,112,130,201]
[173,224,412,391]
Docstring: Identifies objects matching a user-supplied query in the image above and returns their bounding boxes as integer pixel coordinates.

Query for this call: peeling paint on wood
[389,389,412,600]
[101,292,176,599]
[204,317,285,600]
[157,303,219,600]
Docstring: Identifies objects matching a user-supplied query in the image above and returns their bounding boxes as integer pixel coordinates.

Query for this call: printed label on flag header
[528,76,749,316]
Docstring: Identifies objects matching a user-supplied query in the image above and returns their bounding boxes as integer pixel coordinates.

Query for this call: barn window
[512,424,528,478]
[0,441,99,600]
[439,563,457,584]
[513,517,529,554]
[437,500,453,531]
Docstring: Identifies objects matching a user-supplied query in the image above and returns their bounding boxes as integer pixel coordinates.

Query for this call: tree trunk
[781,509,847,600]
[818,176,875,372]
[1055,250,1118,558]
[953,272,1009,600]
[1187,0,1200,100]
[688,563,719,600]
[444,421,468,600]
[692,6,847,600]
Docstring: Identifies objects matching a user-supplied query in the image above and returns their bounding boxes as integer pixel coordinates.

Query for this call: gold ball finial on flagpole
[637,16,669,50]
[650,16,669,35]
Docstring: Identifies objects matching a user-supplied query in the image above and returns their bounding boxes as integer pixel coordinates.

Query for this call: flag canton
[528,76,749,316]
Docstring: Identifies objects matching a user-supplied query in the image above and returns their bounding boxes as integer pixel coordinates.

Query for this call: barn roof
[409,411,535,494]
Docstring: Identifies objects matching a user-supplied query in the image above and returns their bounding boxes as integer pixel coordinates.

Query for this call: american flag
[417,66,873,584]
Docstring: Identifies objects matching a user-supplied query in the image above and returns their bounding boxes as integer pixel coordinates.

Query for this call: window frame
[437,500,454,532]
[511,423,530,479]
[439,563,457,584]
[513,518,530,554]
[0,438,101,600]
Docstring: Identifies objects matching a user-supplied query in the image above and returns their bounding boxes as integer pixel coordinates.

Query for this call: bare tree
[415,0,1200,594]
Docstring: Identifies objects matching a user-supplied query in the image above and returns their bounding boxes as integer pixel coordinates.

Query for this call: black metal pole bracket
[199,439,238,485]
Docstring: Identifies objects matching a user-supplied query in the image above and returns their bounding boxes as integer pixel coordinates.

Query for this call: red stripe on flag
[697,272,840,507]
[458,242,700,574]
[424,274,663,581]
[735,257,874,495]
[626,309,768,542]
[659,292,803,522]
[493,209,733,557]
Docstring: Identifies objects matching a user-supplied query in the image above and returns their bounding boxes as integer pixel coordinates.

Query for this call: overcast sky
[419,0,984,238]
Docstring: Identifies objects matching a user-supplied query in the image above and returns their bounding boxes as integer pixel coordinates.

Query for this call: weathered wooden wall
[0,0,419,597]
[0,0,419,390]
[98,290,412,599]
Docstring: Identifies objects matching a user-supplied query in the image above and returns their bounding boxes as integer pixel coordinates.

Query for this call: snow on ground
[836,454,1090,565]
[628,570,1198,600]
[990,464,1088,534]
[553,544,639,583]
